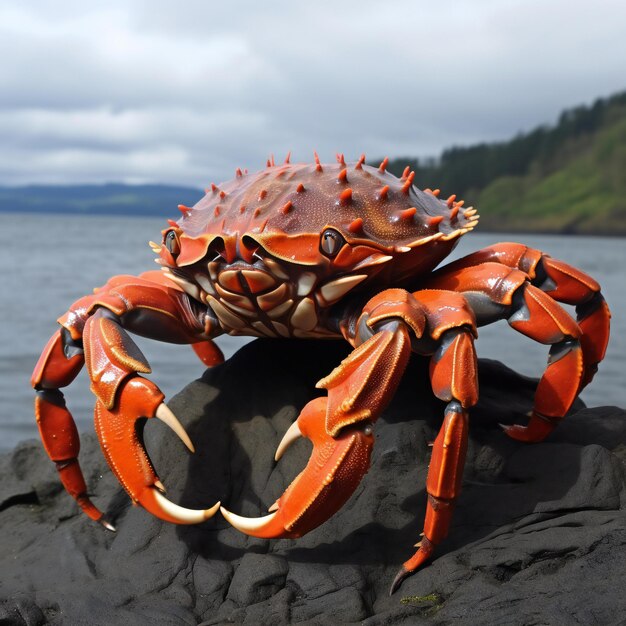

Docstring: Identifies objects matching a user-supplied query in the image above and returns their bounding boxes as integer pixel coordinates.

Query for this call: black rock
[1,339,625,625]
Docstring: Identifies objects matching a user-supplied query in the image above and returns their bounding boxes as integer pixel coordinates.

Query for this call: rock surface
[1,339,625,625]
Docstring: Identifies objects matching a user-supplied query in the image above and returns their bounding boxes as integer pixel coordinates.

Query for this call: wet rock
[226,553,289,606]
[1,339,625,625]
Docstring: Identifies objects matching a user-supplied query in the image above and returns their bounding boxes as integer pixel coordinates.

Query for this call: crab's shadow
[163,338,620,573]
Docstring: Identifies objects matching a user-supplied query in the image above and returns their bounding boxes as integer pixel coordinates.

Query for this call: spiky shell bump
[178,156,478,255]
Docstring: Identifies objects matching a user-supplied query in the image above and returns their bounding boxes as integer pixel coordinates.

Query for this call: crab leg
[431,242,610,388]
[32,273,222,526]
[32,329,110,525]
[136,269,225,369]
[390,332,477,592]
[426,262,588,442]
[221,288,481,595]
[222,395,376,537]
[91,372,218,524]
[221,303,415,538]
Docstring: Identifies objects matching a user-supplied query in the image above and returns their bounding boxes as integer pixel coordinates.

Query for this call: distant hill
[386,91,626,235]
[0,183,203,217]
[2,91,625,234]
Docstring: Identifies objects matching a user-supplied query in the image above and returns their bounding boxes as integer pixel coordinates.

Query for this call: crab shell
[157,157,478,335]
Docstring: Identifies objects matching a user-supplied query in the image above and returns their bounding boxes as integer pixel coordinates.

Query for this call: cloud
[1,0,625,185]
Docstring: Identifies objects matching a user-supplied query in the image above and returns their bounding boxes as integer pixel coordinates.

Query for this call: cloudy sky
[1,0,625,187]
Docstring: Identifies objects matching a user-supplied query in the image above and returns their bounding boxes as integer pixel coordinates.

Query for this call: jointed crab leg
[390,373,474,592]
[221,324,412,537]
[32,273,222,526]
[385,289,479,592]
[222,288,482,594]
[32,328,109,525]
[431,242,610,388]
[426,261,588,441]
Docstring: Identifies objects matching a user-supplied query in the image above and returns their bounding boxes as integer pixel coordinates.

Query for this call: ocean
[2,212,624,451]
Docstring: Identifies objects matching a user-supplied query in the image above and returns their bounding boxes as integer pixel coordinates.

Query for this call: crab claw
[221,396,374,538]
[95,376,220,524]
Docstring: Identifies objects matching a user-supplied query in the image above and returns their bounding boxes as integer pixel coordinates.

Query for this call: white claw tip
[155,403,195,453]
[274,421,303,461]
[100,518,116,532]
[220,506,278,533]
[152,489,220,523]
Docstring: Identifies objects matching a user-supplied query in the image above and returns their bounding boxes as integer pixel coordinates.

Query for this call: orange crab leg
[221,288,482,595]
[431,242,610,388]
[505,283,583,441]
[388,290,479,593]
[221,290,422,535]
[222,395,375,538]
[427,262,589,442]
[32,274,222,526]
[540,257,609,387]
[32,329,108,525]
[92,373,219,524]
[221,323,412,537]
[138,270,225,369]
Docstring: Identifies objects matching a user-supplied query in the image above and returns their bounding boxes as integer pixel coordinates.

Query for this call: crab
[31,153,610,593]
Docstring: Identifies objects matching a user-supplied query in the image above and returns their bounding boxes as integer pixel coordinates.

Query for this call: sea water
[2,212,624,451]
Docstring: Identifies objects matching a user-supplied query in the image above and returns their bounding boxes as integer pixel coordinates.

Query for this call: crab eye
[165,230,180,256]
[320,229,344,257]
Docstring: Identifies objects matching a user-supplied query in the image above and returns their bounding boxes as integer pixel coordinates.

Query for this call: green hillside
[2,91,625,234]
[387,91,626,235]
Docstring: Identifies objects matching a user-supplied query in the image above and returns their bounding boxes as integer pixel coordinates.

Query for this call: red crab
[31,153,610,593]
